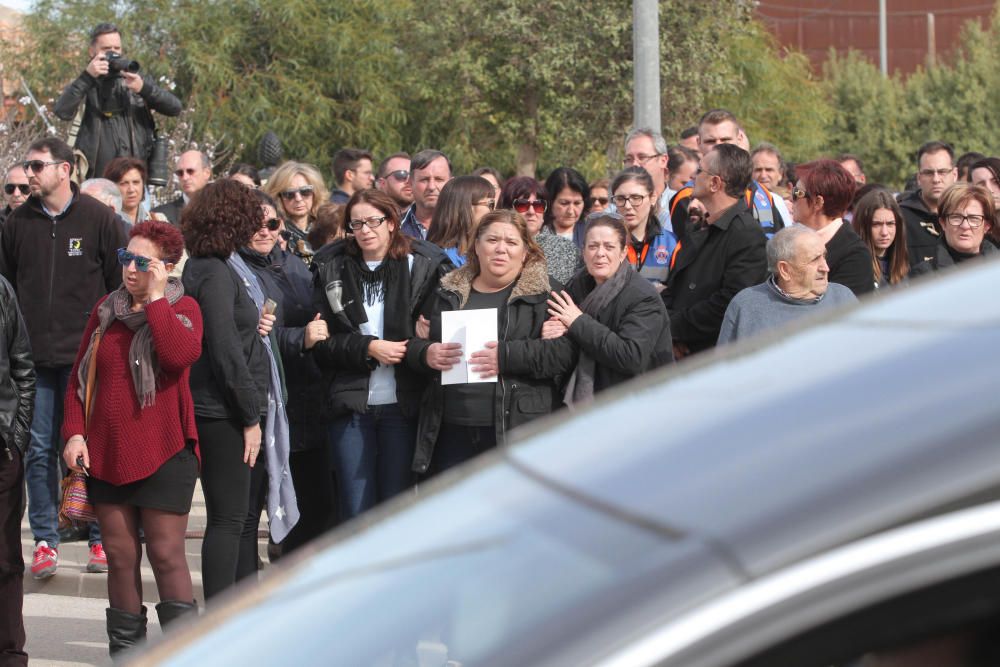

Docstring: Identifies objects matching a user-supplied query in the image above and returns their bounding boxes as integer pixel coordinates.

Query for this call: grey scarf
[76,278,188,409]
[226,252,299,543]
[563,261,634,407]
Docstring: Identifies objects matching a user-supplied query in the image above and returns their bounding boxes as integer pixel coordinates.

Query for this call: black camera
[105,51,140,74]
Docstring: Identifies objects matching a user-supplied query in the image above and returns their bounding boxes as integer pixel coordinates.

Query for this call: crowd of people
[0,21,997,667]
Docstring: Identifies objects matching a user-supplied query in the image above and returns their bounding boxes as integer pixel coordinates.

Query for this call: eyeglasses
[512,198,546,214]
[590,196,609,206]
[696,168,721,180]
[944,213,986,228]
[611,194,648,208]
[21,160,65,174]
[348,215,387,230]
[474,198,496,210]
[261,218,281,231]
[384,170,409,182]
[3,183,29,195]
[174,167,201,177]
[117,247,152,272]
[919,168,954,178]
[623,153,662,166]
[279,186,315,201]
[792,187,810,201]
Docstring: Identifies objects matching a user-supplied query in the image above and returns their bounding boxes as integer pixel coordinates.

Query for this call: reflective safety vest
[627,228,677,284]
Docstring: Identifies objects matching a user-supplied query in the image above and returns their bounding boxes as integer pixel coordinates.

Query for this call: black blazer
[826,222,874,296]
[663,199,767,353]
[152,196,185,226]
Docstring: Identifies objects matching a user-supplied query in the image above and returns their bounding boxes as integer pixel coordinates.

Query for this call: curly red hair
[130,220,184,264]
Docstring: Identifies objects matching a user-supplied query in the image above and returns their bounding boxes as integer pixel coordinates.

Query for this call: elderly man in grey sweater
[718,225,857,345]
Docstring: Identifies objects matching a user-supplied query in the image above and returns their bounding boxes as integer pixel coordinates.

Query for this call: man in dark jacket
[664,144,767,358]
[1,165,30,228]
[0,137,125,578]
[0,274,35,667]
[53,22,182,180]
[897,140,957,268]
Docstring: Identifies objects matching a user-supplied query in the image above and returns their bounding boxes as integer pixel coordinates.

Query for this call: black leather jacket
[0,275,35,457]
[54,70,182,179]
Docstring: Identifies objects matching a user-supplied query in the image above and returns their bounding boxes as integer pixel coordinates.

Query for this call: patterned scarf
[76,278,189,409]
[226,252,300,543]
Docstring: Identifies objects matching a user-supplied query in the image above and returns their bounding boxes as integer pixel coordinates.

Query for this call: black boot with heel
[106,605,147,658]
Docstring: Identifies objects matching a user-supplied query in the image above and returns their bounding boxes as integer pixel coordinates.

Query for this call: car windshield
[165,462,735,666]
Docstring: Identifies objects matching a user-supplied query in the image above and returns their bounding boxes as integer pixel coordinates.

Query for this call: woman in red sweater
[62,220,203,658]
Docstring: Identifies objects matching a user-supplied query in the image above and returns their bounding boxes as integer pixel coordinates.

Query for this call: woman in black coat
[791,159,874,297]
[237,190,334,554]
[544,213,673,401]
[310,189,451,519]
[407,209,576,477]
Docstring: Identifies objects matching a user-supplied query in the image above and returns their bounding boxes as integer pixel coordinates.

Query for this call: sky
[0,0,30,12]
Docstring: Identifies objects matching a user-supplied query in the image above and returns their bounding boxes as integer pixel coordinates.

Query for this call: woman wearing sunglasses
[311,189,451,519]
[427,175,497,267]
[791,159,873,296]
[61,220,202,655]
[500,176,580,284]
[181,181,296,601]
[543,167,590,249]
[263,161,330,261]
[587,178,610,215]
[911,183,998,277]
[237,190,333,555]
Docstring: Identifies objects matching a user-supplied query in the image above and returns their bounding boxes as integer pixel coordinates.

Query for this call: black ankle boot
[155,599,198,629]
[106,606,147,658]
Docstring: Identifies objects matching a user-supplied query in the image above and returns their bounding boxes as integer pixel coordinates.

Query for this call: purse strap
[83,328,102,433]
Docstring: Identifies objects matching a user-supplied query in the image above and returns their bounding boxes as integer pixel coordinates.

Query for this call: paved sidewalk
[21,480,269,601]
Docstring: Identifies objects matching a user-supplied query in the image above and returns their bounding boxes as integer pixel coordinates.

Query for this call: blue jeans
[26,366,101,547]
[329,404,416,519]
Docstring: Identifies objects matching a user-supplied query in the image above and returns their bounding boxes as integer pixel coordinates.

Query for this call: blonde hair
[263,161,330,220]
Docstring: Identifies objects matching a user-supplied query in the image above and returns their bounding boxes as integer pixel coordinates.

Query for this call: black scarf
[342,254,413,340]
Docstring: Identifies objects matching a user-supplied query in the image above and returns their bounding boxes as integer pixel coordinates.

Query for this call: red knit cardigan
[62,295,203,485]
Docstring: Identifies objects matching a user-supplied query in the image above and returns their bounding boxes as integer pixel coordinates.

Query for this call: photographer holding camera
[54,23,181,181]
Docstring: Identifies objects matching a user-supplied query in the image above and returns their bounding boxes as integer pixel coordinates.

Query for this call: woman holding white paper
[407,209,576,477]
[310,189,451,518]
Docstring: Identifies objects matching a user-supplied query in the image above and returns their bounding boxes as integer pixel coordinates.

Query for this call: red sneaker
[86,543,109,573]
[31,541,58,579]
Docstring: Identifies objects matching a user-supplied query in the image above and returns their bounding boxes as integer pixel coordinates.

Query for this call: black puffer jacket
[54,71,182,179]
[0,275,35,457]
[897,189,942,268]
[240,245,326,451]
[406,256,576,474]
[564,267,674,394]
[910,238,999,277]
[310,238,451,418]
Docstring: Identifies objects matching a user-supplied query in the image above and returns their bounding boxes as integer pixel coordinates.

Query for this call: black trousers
[280,447,337,554]
[197,417,267,601]
[0,446,27,666]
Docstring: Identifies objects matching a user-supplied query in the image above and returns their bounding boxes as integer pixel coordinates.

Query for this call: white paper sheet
[440,308,499,385]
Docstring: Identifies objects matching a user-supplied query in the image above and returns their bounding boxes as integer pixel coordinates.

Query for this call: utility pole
[879,0,888,77]
[927,13,937,68]
[633,0,661,133]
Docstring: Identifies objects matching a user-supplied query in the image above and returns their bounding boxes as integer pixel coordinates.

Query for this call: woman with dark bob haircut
[310,189,451,519]
[500,176,580,284]
[852,188,910,289]
[181,180,297,600]
[543,167,590,248]
[62,220,201,655]
[103,156,154,226]
[791,159,873,296]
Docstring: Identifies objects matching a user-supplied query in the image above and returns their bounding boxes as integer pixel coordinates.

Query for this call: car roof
[507,258,1000,579]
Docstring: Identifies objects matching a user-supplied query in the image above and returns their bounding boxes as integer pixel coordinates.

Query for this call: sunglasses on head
[4,184,29,195]
[279,186,315,201]
[512,198,547,214]
[117,247,152,272]
[261,218,281,231]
